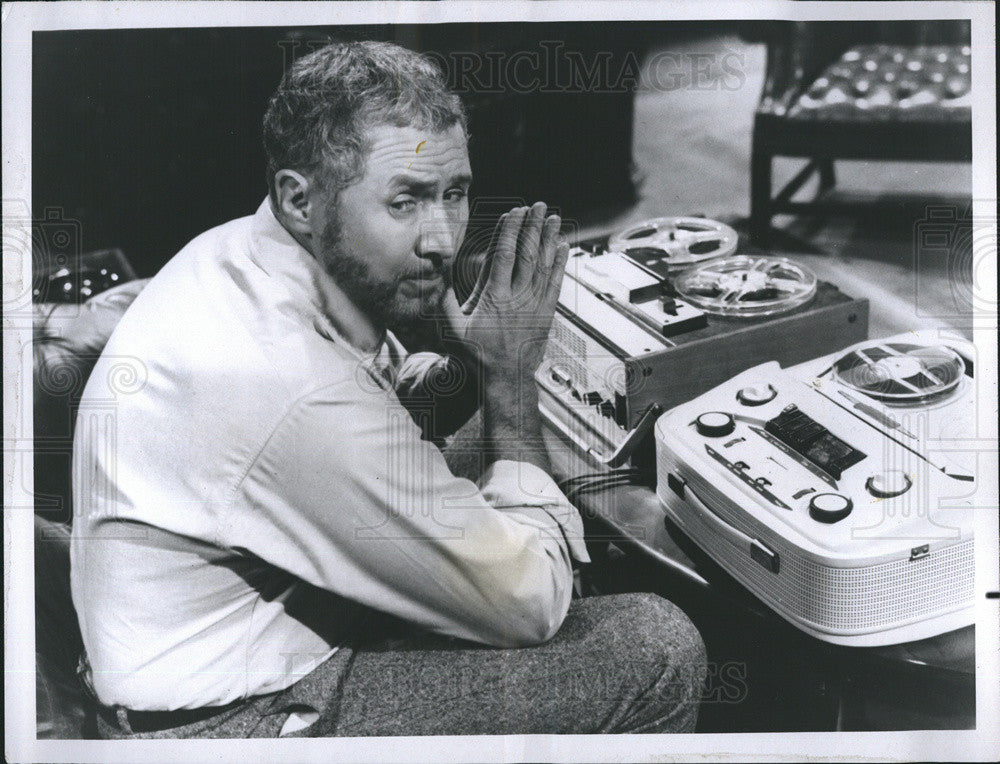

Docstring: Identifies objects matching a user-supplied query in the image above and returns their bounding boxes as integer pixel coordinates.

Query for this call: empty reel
[608,217,739,273]
[832,342,966,404]
[673,255,817,317]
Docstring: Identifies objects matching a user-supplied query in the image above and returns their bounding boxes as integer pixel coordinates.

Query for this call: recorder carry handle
[669,474,781,573]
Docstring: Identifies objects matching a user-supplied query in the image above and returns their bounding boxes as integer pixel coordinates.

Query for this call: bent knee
[565,593,707,731]
[580,593,706,682]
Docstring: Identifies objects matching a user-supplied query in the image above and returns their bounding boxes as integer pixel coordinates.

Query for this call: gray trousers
[97,593,706,738]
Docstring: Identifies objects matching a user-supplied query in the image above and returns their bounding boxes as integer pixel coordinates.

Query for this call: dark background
[32,22,712,276]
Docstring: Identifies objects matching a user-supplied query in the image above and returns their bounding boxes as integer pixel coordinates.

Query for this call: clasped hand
[450,202,569,385]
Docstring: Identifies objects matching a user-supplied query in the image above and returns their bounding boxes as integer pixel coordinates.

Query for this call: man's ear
[273,169,316,239]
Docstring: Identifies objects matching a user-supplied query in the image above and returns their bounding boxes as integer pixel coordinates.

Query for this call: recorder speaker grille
[551,320,586,362]
[771,539,973,631]
[678,471,973,634]
[547,321,592,392]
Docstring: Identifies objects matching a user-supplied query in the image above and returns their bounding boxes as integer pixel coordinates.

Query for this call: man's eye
[390,198,416,212]
[444,189,468,204]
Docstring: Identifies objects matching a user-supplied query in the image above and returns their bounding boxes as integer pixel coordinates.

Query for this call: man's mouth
[406,263,448,283]
[410,252,449,283]
[399,271,445,300]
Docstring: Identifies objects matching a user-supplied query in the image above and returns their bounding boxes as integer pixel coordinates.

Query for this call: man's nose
[416,206,461,261]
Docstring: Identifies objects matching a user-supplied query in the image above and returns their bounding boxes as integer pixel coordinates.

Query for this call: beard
[317,207,451,328]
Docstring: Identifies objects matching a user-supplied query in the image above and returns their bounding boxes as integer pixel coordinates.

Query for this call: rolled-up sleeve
[222,379,588,648]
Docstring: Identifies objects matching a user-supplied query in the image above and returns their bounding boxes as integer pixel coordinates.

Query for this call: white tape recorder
[537,216,869,466]
[655,333,977,646]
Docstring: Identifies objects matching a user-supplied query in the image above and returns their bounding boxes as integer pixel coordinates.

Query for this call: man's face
[316,123,472,327]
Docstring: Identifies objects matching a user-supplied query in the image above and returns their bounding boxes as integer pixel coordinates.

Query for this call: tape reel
[833,342,965,404]
[608,217,739,273]
[673,255,817,317]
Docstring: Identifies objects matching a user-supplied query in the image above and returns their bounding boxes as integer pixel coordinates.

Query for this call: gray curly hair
[262,40,468,203]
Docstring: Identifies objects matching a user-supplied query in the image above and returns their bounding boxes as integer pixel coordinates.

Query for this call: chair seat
[748,22,972,243]
[783,44,971,123]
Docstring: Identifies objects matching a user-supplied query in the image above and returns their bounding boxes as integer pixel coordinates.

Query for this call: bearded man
[71,40,706,738]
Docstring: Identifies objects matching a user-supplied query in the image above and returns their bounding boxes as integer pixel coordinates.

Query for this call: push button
[695,411,736,438]
[737,383,777,406]
[549,364,572,387]
[866,471,912,498]
[809,493,853,523]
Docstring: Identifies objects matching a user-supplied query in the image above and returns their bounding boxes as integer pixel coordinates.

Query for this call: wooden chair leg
[750,140,773,246]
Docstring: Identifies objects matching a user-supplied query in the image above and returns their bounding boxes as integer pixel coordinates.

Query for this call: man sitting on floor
[71,40,706,738]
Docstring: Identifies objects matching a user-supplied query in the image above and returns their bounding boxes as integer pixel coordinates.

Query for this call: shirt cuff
[478,460,591,564]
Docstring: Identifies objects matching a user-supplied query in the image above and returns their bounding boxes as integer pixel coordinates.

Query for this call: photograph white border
[4,2,997,762]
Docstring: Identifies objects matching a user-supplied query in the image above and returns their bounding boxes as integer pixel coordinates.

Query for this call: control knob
[695,411,735,438]
[809,493,853,524]
[866,471,912,498]
[737,383,777,406]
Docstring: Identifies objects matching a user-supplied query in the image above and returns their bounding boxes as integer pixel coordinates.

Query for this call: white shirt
[70,199,588,711]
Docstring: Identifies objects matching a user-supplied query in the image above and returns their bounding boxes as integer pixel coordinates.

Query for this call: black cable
[562,471,651,505]
[557,467,642,493]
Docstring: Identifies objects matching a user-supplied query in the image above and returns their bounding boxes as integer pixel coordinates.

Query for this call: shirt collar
[247,198,387,358]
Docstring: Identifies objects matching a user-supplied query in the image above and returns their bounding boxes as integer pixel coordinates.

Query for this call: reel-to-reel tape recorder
[537,216,869,466]
[654,333,977,646]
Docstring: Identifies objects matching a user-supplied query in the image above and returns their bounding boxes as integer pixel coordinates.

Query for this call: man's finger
[525,214,559,304]
[533,214,561,285]
[543,239,570,311]
[488,206,527,289]
[462,214,505,314]
[512,201,547,292]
